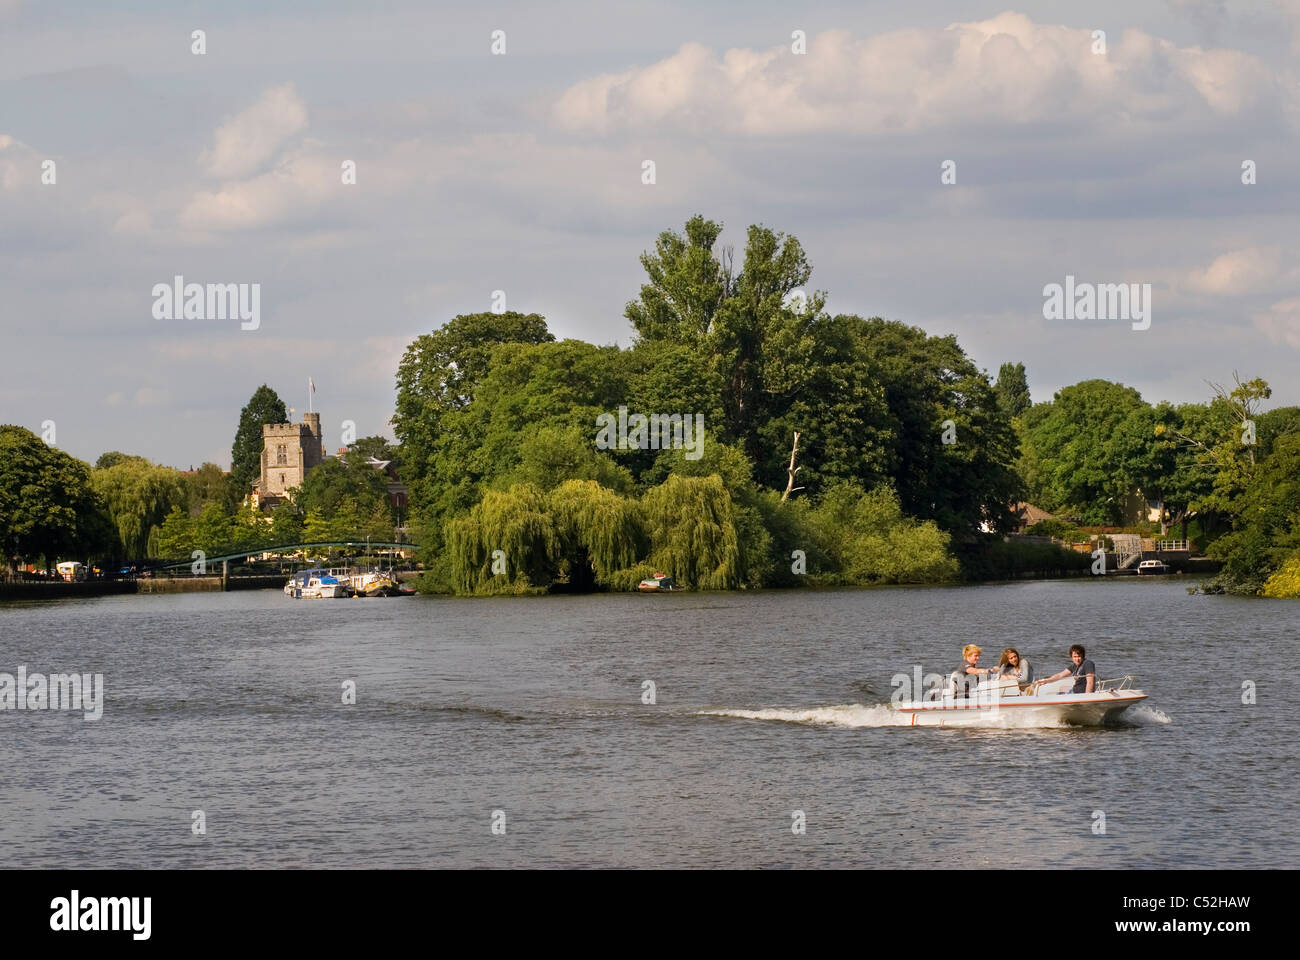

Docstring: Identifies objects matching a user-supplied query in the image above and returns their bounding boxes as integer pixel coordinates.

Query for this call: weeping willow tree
[445,484,557,594]
[640,474,740,589]
[90,458,187,560]
[547,479,643,589]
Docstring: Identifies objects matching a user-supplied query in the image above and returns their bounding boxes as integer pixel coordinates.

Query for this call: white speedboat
[894,675,1147,727]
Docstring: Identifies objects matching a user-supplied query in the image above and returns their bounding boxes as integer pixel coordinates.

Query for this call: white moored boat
[894,674,1147,727]
[284,568,350,599]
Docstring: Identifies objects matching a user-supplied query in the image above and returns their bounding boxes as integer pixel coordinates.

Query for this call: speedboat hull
[895,677,1148,727]
[896,692,1146,727]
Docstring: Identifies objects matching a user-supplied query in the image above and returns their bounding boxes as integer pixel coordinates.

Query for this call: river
[1,579,1294,868]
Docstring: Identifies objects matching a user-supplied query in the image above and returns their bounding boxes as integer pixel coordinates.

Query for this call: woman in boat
[995,648,1034,688]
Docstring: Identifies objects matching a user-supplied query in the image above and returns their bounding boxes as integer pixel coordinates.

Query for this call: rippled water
[1,579,1295,867]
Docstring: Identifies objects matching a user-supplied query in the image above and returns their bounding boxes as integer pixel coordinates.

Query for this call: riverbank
[0,574,287,599]
[0,580,136,600]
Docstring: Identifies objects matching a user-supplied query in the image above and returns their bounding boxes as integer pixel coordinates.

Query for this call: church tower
[253,411,325,509]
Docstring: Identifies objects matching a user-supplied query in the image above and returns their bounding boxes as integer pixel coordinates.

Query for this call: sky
[2,0,1298,469]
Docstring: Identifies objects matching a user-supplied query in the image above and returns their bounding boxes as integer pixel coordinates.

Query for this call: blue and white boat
[284,568,350,599]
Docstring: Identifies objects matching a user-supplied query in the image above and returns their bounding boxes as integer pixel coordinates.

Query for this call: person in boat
[1038,644,1096,694]
[952,644,994,697]
[995,648,1034,688]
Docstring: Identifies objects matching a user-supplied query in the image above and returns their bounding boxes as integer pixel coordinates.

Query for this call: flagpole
[308,377,313,414]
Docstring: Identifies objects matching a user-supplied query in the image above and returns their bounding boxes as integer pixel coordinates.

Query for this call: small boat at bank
[894,675,1148,727]
[638,572,683,592]
[284,569,350,599]
[1138,560,1170,575]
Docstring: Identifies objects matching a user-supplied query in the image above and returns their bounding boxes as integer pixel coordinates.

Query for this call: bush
[1262,556,1300,598]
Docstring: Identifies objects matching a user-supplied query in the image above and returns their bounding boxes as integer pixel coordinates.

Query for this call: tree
[547,479,643,590]
[628,218,825,457]
[346,435,401,469]
[853,318,1021,532]
[191,501,235,556]
[1205,430,1300,595]
[1021,380,1152,523]
[302,509,333,546]
[505,425,634,495]
[810,483,958,584]
[624,217,899,499]
[154,506,194,560]
[1,426,116,573]
[445,484,558,594]
[90,458,187,560]
[298,456,391,525]
[394,312,552,481]
[231,385,288,500]
[183,462,230,514]
[269,501,304,546]
[994,362,1031,418]
[393,312,553,557]
[640,475,740,590]
[95,451,132,470]
[642,440,772,587]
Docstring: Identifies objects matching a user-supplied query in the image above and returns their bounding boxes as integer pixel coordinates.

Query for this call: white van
[56,561,87,582]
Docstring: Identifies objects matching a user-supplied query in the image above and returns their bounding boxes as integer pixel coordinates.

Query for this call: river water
[1,579,1294,868]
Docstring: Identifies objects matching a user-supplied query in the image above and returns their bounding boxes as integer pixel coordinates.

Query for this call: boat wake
[700,701,1173,729]
[700,704,909,728]
[1127,704,1172,724]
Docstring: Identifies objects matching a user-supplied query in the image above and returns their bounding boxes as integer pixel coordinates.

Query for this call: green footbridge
[149,541,419,572]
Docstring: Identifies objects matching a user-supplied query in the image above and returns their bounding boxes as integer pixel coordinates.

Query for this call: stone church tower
[252,412,323,509]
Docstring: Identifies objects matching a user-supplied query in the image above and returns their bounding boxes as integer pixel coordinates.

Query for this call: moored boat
[638,572,683,592]
[284,568,350,598]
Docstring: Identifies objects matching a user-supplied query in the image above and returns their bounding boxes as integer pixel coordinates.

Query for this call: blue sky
[2,0,1299,467]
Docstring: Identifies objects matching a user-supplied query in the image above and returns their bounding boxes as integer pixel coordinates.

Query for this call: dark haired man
[1041,644,1095,693]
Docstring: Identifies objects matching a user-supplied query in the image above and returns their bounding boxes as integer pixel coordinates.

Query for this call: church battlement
[263,422,309,437]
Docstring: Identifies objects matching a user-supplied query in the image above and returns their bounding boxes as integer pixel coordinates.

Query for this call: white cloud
[1187,245,1282,294]
[181,145,337,230]
[200,83,308,180]
[0,133,40,190]
[1254,297,1300,348]
[554,12,1287,136]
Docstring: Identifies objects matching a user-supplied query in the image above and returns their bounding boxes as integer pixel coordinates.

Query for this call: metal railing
[1095,675,1135,692]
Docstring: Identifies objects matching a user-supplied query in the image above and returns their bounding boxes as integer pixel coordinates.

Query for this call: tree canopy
[231,384,288,498]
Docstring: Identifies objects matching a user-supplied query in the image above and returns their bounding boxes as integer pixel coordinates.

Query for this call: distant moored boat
[638,573,683,592]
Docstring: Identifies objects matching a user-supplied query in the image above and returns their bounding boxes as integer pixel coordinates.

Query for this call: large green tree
[1021,380,1153,523]
[1,426,115,572]
[231,385,288,499]
[852,318,1021,533]
[298,456,393,530]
